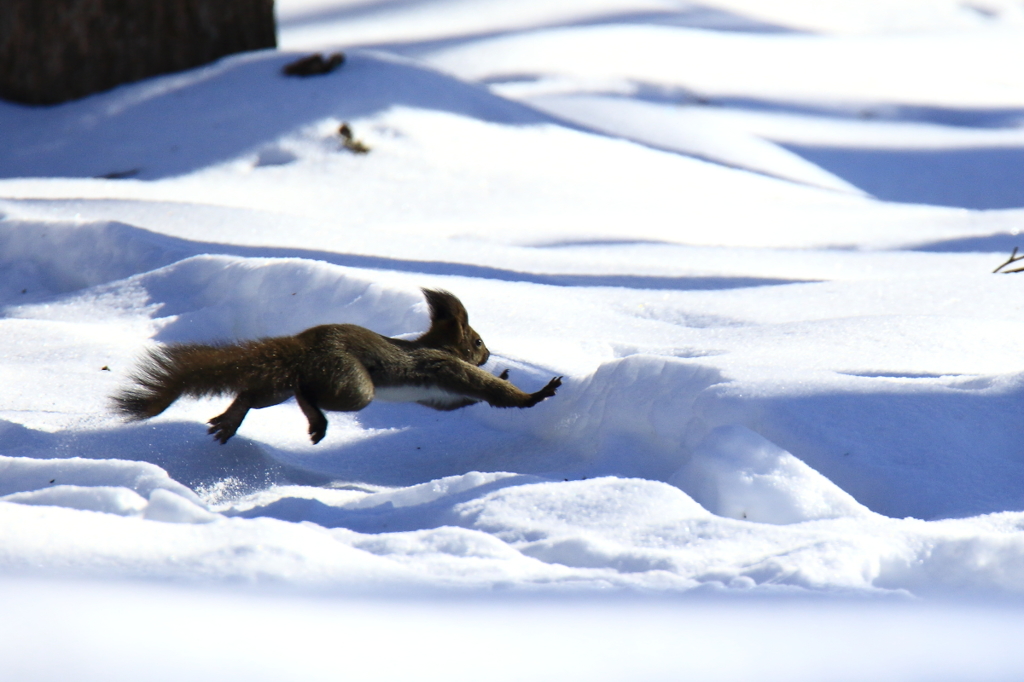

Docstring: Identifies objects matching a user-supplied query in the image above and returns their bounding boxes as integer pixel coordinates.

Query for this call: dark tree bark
[0,0,276,105]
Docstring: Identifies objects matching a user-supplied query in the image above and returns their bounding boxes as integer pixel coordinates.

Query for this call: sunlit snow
[4,0,1024,678]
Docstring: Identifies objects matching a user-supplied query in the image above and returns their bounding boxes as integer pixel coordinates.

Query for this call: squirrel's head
[417,289,490,366]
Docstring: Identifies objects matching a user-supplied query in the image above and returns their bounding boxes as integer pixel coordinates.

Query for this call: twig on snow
[993,247,1024,273]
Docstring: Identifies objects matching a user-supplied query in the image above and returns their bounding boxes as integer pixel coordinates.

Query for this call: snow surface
[5,0,1024,678]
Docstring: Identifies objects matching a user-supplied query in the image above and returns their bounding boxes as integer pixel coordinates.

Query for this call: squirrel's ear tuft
[422,288,468,324]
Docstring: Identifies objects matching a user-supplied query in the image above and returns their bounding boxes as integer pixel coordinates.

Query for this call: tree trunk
[0,0,276,105]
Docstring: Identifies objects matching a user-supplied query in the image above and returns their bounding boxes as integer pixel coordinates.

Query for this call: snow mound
[230,471,547,534]
[9,244,431,343]
[669,425,871,524]
[144,488,221,523]
[348,471,523,509]
[453,477,712,537]
[0,218,189,303]
[696,374,1024,519]
[126,254,427,343]
[0,453,198,500]
[2,485,149,516]
[452,477,711,576]
[481,355,726,480]
[0,455,216,523]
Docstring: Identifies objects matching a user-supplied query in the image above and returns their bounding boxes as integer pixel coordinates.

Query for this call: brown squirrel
[113,289,562,444]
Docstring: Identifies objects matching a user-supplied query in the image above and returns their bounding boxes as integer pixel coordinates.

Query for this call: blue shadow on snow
[780,144,1024,210]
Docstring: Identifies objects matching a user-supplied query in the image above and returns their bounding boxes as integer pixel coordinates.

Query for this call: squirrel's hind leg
[208,389,290,444]
[294,363,375,444]
[295,387,329,444]
[208,398,249,444]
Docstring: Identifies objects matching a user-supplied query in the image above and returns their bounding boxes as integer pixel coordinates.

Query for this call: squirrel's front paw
[524,376,562,407]
[539,376,562,398]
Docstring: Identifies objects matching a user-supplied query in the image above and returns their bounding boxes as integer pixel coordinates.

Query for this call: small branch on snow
[993,247,1024,274]
[339,123,370,154]
[282,52,345,77]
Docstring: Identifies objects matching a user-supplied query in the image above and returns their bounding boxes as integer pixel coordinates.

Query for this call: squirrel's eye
[474,338,483,347]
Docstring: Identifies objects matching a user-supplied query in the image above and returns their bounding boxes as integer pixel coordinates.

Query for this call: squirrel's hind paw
[207,419,236,445]
[308,420,327,444]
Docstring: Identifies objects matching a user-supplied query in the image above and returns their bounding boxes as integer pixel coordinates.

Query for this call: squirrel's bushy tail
[113,338,302,420]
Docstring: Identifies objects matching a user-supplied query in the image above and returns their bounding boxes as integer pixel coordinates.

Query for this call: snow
[5,0,1024,677]
[8,581,1024,682]
[668,424,870,524]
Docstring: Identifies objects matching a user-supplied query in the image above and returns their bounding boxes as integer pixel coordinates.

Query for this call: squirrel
[113,289,562,444]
